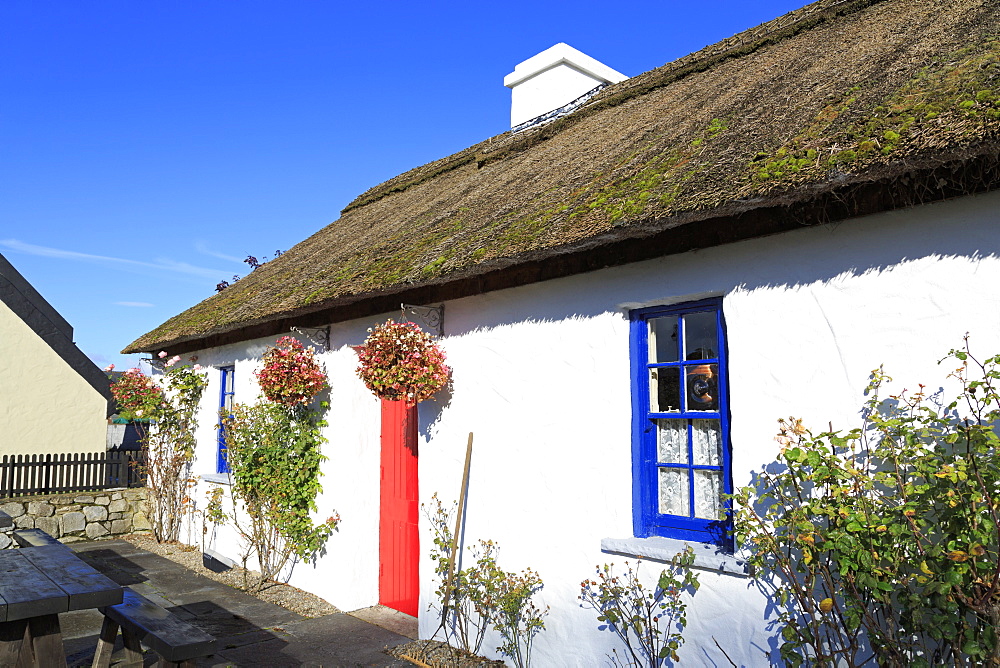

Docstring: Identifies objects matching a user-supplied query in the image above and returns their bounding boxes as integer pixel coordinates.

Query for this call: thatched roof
[125,0,1000,354]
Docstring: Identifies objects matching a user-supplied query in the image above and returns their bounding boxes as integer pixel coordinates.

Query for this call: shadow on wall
[316,194,1000,363]
[417,383,452,445]
[432,193,1000,338]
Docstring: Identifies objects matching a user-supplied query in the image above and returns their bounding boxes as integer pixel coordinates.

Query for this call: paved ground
[59,539,415,667]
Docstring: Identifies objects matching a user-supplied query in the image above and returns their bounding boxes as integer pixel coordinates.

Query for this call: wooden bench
[13,528,71,549]
[0,539,122,668]
[92,588,216,668]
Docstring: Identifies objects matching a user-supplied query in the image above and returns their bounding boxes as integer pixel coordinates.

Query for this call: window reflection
[650,368,680,412]
[648,316,679,364]
[684,311,717,360]
[686,363,718,411]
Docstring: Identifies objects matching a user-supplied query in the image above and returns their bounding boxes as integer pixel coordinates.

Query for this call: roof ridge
[340,0,886,214]
[0,252,114,411]
[641,0,872,81]
[0,251,73,339]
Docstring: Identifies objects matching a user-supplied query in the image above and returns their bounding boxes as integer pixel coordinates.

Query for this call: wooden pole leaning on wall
[438,432,473,635]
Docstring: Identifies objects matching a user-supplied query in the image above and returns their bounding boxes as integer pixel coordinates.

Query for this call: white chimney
[504,43,628,129]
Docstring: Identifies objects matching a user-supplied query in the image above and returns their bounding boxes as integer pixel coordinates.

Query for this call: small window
[217,366,235,474]
[630,299,731,545]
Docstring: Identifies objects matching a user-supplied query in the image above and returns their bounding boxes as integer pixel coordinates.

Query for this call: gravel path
[122,533,340,618]
[387,640,505,667]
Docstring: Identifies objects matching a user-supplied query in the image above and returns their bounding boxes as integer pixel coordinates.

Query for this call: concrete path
[60,539,414,667]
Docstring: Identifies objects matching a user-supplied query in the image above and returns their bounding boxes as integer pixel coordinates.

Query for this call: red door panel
[379,399,419,617]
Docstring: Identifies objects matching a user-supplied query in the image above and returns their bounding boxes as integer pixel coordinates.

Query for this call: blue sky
[1,0,805,371]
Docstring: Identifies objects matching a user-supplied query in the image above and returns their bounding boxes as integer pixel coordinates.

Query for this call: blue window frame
[217,366,235,474]
[630,298,732,546]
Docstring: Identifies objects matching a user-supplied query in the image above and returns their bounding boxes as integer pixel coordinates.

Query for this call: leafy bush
[110,367,165,420]
[580,553,699,666]
[112,360,208,542]
[220,401,338,591]
[218,337,337,592]
[426,495,547,666]
[733,342,1000,666]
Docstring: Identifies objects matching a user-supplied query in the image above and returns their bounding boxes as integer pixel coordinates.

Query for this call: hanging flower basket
[110,368,165,420]
[256,336,328,406]
[355,319,450,404]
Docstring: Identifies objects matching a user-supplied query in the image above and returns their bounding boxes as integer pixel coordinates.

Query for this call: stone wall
[0,487,149,547]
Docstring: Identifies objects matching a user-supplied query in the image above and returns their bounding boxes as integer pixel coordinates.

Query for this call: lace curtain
[656,419,686,463]
[656,419,722,519]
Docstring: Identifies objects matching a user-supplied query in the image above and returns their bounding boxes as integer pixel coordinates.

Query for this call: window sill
[200,473,232,486]
[600,536,750,577]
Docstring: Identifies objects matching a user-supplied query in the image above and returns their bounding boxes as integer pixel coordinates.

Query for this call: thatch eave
[124,142,1000,356]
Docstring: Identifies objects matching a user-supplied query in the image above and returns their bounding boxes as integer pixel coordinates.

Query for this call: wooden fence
[0,450,146,497]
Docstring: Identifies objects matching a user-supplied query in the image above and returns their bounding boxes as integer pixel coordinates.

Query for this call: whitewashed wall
[178,190,1000,665]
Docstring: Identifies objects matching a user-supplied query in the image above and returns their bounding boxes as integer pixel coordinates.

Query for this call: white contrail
[194,240,245,264]
[0,239,228,281]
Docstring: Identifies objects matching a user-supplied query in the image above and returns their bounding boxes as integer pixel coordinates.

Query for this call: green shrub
[733,341,1000,666]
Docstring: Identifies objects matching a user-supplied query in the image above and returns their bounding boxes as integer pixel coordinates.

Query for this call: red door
[379,399,419,617]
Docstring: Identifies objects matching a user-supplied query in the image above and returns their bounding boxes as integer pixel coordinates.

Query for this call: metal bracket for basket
[290,326,330,352]
[401,304,444,336]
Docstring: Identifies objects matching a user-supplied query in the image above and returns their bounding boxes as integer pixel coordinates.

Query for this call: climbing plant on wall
[111,357,207,543]
[218,337,338,592]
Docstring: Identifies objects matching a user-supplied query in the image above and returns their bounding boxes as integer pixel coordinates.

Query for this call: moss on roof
[125,0,1000,354]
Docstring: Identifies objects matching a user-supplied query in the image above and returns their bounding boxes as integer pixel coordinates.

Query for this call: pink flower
[157,351,168,359]
[193,364,203,371]
[104,364,115,372]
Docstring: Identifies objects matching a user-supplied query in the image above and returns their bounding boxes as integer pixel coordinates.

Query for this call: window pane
[693,470,722,519]
[686,363,718,411]
[655,419,687,464]
[692,420,721,465]
[650,368,681,413]
[223,370,235,411]
[658,468,690,516]
[684,311,718,360]
[648,316,679,364]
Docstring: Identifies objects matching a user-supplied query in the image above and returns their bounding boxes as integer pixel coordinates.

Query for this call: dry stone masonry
[0,487,149,546]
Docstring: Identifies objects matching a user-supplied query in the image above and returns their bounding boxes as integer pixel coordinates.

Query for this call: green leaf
[962,641,982,656]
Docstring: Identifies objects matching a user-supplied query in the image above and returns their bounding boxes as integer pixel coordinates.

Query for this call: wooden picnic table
[0,541,123,667]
